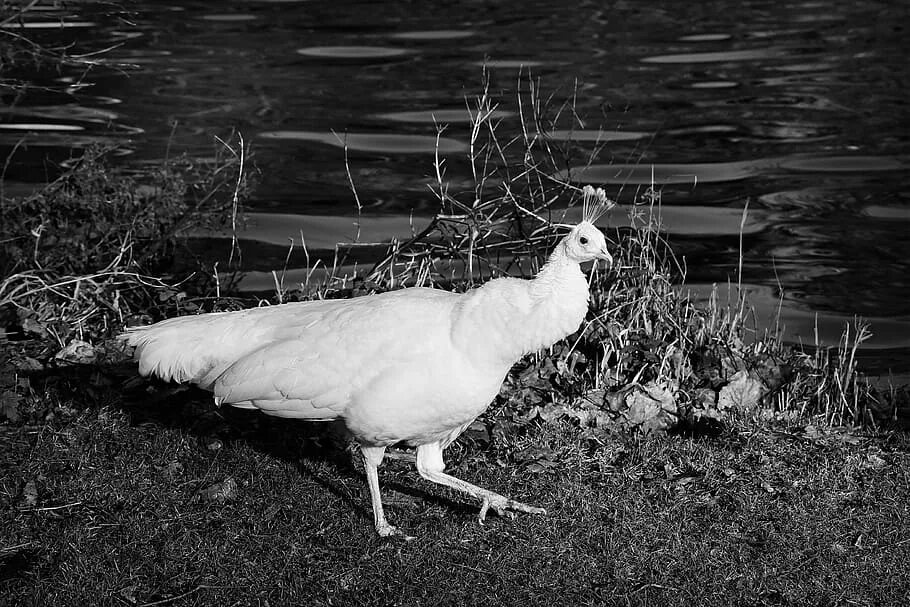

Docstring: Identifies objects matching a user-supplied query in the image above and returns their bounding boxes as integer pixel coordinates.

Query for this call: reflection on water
[296,46,411,59]
[2,0,909,371]
[6,20,96,28]
[641,48,787,63]
[258,131,468,154]
[0,123,85,132]
[186,204,771,250]
[389,30,476,41]
[374,108,513,123]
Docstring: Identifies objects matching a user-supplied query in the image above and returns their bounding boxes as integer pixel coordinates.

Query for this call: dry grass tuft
[0,137,253,346]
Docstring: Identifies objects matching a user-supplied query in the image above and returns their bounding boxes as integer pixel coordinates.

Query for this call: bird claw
[477,494,547,524]
[376,522,415,541]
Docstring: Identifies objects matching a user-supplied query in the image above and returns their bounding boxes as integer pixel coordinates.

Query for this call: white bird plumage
[122,220,612,536]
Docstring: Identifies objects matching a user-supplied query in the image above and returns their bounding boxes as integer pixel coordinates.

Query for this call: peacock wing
[211,288,460,420]
[125,297,380,389]
[211,337,356,419]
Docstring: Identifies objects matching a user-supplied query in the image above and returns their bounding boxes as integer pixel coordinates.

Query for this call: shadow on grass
[110,372,485,525]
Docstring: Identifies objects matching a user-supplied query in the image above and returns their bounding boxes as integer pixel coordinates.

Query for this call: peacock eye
[579,236,589,245]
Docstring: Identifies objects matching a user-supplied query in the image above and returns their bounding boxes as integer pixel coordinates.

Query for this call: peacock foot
[375,521,415,541]
[477,493,547,524]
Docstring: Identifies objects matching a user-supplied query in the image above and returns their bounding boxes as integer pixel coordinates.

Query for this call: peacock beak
[597,246,613,266]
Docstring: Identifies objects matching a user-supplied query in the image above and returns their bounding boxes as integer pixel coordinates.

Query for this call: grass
[1,399,908,606]
[1,68,909,604]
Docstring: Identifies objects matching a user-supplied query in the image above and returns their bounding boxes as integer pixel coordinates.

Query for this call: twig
[0,0,40,28]
[137,585,211,607]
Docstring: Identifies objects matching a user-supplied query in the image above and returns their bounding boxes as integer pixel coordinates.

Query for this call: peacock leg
[415,443,547,523]
[360,445,400,537]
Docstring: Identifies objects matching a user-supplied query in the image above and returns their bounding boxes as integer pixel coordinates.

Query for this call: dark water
[2,1,909,373]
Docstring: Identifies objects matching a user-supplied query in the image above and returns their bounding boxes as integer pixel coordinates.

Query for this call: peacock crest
[581,184,615,224]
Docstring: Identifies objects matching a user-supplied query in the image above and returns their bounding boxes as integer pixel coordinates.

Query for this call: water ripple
[296,46,410,59]
[258,131,468,154]
[546,129,651,142]
[374,108,512,124]
[557,155,906,185]
[556,160,765,185]
[641,48,786,64]
[389,30,475,40]
[0,123,84,132]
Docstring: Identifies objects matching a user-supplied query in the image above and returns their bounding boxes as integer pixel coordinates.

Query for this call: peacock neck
[456,240,592,365]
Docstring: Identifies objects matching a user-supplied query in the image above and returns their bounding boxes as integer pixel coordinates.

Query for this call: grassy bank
[1,401,908,606]
[1,77,909,605]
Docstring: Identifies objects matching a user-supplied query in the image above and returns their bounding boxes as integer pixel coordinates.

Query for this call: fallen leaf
[119,585,139,604]
[604,390,626,412]
[15,357,44,373]
[463,420,490,445]
[156,461,184,479]
[54,340,97,365]
[526,460,558,473]
[21,480,38,507]
[21,317,47,337]
[593,411,615,429]
[513,446,557,462]
[718,370,765,411]
[864,453,887,469]
[1,390,22,422]
[624,381,678,434]
[199,477,238,502]
[537,403,568,423]
[830,542,848,556]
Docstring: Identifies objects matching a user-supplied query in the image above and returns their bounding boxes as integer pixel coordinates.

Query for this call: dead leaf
[604,390,626,412]
[513,446,557,462]
[864,453,887,469]
[593,411,615,429]
[666,346,693,381]
[15,357,43,373]
[537,403,568,423]
[804,425,865,445]
[119,585,139,604]
[20,317,47,337]
[718,370,765,411]
[624,381,678,434]
[830,542,848,556]
[54,340,97,365]
[526,460,558,473]
[514,446,558,473]
[199,477,238,502]
[690,387,720,416]
[155,461,184,480]
[1,390,22,422]
[21,480,38,507]
[492,419,518,444]
[463,420,490,445]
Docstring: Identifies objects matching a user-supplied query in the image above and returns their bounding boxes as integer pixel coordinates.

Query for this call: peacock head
[563,220,612,266]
